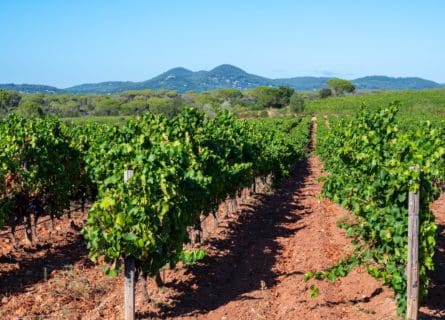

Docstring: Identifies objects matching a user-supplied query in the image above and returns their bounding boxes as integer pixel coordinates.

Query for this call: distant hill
[274,77,331,91]
[65,81,136,94]
[351,76,442,90]
[65,65,274,93]
[0,83,61,94]
[155,65,270,90]
[1,65,442,94]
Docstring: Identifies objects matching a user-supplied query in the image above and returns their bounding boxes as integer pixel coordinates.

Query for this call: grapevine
[308,103,445,314]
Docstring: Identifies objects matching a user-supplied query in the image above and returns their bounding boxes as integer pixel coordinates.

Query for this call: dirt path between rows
[1,118,444,319]
[133,118,398,319]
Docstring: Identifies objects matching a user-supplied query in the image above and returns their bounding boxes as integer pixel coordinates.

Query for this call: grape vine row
[308,103,445,314]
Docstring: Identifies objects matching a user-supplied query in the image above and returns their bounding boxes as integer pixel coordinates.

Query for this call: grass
[306,88,445,116]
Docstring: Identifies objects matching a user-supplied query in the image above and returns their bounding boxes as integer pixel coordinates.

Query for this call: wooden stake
[124,170,134,183]
[124,256,136,320]
[407,166,420,320]
[123,170,135,320]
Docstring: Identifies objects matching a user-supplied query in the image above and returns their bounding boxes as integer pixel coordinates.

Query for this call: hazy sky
[1,0,444,87]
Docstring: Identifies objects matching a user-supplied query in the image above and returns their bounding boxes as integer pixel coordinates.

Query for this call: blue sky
[0,0,444,87]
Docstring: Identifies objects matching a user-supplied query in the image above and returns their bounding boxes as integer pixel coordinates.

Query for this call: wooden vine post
[407,166,420,320]
[124,170,135,320]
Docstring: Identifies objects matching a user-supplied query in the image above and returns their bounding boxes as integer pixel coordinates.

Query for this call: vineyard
[0,103,444,319]
[306,89,445,116]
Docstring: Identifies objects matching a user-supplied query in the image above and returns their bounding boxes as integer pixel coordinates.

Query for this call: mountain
[274,77,331,91]
[65,65,274,93]
[0,65,442,94]
[0,83,61,94]
[65,81,136,94]
[352,76,442,90]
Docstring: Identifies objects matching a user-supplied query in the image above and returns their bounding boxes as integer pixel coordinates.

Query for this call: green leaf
[310,285,319,298]
[122,232,137,241]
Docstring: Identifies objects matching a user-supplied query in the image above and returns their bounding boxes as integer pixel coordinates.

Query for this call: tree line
[0,78,356,118]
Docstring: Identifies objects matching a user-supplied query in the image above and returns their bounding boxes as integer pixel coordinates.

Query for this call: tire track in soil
[135,118,398,320]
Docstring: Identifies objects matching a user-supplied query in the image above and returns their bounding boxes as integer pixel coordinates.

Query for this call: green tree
[250,86,295,109]
[195,92,218,108]
[16,100,44,117]
[277,86,295,106]
[0,90,21,115]
[0,89,12,115]
[213,88,243,102]
[148,96,183,118]
[251,87,279,109]
[319,88,333,99]
[94,97,120,116]
[289,92,305,113]
[121,100,149,115]
[327,78,355,96]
